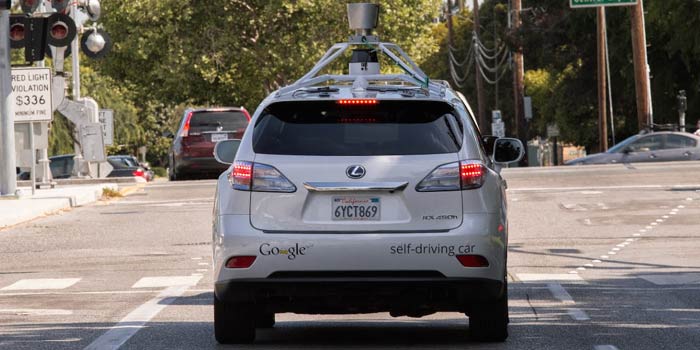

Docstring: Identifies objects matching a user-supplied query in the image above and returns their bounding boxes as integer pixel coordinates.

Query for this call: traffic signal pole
[597,7,608,152]
[0,8,18,196]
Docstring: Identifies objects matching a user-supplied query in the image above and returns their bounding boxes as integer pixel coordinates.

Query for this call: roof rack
[276,37,446,98]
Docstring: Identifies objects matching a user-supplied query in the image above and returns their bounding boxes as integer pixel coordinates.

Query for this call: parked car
[106,156,149,181]
[49,154,148,181]
[565,131,700,165]
[49,154,75,179]
[167,107,251,181]
[107,155,154,181]
[210,28,524,344]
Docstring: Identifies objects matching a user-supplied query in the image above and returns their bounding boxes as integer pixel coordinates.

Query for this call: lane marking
[0,278,81,291]
[517,274,583,282]
[547,283,590,321]
[83,285,190,350]
[595,346,619,350]
[132,276,201,289]
[508,184,700,192]
[0,308,72,316]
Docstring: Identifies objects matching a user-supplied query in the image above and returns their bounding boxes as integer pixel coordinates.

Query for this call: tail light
[337,99,378,105]
[416,161,486,192]
[133,168,145,178]
[180,111,194,137]
[229,161,296,193]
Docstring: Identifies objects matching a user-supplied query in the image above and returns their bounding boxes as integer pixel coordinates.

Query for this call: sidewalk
[0,183,143,230]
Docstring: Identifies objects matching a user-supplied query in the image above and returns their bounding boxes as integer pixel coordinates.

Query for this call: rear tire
[468,287,508,342]
[256,312,275,328]
[214,296,256,344]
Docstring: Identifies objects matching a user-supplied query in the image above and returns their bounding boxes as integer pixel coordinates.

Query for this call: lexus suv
[211,4,524,345]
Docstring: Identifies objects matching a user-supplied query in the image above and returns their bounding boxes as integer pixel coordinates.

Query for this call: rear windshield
[188,111,248,134]
[253,101,463,156]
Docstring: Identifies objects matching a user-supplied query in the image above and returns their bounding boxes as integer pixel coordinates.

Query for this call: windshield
[607,135,641,153]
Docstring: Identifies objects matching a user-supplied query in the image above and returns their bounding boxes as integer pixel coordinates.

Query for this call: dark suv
[168,108,250,180]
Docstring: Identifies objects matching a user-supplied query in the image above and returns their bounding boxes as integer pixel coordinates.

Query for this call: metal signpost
[10,67,53,194]
[570,0,638,8]
[0,8,17,197]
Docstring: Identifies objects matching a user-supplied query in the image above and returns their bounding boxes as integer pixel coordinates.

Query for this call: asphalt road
[1,162,699,349]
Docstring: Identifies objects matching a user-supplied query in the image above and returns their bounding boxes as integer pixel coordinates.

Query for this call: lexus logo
[346,165,366,179]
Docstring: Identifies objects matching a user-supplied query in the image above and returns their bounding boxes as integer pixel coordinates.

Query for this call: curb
[118,183,146,197]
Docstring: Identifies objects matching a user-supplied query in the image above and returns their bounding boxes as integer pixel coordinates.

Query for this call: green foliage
[84,0,440,165]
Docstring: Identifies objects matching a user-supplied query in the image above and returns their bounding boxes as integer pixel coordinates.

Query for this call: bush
[152,167,168,178]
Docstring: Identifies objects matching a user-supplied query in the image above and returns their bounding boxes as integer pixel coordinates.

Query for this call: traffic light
[9,15,26,49]
[80,28,112,59]
[20,0,40,14]
[46,13,76,47]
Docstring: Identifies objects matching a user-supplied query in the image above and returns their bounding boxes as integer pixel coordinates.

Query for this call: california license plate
[211,133,228,142]
[332,197,380,221]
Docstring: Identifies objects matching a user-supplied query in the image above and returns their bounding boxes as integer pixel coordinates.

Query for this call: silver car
[211,4,523,344]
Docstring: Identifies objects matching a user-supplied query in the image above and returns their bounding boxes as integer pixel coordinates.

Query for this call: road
[1,162,699,349]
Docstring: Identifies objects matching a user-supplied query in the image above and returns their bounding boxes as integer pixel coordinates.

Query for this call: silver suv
[211,3,523,344]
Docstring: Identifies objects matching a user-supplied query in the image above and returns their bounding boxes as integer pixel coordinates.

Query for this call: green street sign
[570,0,638,8]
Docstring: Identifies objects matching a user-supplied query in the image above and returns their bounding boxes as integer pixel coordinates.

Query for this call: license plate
[332,197,380,221]
[211,133,228,142]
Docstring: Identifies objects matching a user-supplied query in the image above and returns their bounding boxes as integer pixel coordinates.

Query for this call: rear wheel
[468,286,508,342]
[214,296,256,344]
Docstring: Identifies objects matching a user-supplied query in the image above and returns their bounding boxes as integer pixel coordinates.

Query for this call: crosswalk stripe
[0,278,81,291]
[131,276,202,289]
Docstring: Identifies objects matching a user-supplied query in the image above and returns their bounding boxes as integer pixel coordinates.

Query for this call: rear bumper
[175,156,228,173]
[214,277,504,313]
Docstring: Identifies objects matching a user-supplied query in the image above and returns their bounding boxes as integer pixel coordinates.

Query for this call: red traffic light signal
[46,13,76,47]
[9,15,26,49]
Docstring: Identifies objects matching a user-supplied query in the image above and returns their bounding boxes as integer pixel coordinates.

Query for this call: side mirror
[482,135,499,156]
[493,138,525,164]
[622,147,632,155]
[214,139,242,165]
[162,131,174,139]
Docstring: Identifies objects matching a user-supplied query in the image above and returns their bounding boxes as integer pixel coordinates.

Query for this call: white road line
[595,345,619,350]
[0,308,73,316]
[547,283,590,321]
[508,184,700,192]
[639,273,700,285]
[516,273,583,282]
[0,278,81,291]
[83,285,189,350]
[132,276,202,289]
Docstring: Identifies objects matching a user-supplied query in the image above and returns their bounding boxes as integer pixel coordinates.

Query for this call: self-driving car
[211,3,524,344]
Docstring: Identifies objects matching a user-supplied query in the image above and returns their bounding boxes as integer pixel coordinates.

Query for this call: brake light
[180,111,194,137]
[228,161,296,193]
[230,161,253,190]
[226,256,256,269]
[337,99,379,105]
[416,161,486,192]
[460,162,486,189]
[133,168,145,178]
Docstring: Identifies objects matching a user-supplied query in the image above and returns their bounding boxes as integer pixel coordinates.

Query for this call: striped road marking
[131,276,202,289]
[0,278,81,291]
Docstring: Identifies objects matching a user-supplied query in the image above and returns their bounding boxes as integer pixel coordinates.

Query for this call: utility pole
[447,0,455,48]
[473,0,488,134]
[0,7,18,196]
[597,7,608,152]
[630,0,653,131]
[511,0,525,143]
